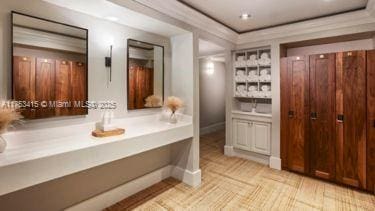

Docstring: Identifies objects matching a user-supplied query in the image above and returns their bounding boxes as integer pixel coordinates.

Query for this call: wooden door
[36,58,55,118]
[336,51,366,189]
[284,56,310,174]
[367,50,375,192]
[55,60,72,116]
[233,119,251,151]
[71,61,87,115]
[309,53,336,181]
[251,122,271,155]
[280,58,288,169]
[13,56,35,118]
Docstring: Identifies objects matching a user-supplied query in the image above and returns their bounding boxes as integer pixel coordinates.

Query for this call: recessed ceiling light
[105,16,119,22]
[239,13,251,20]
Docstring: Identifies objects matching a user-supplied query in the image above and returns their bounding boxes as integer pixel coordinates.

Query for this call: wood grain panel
[55,60,72,116]
[309,53,336,181]
[128,60,154,110]
[71,62,87,115]
[280,57,288,169]
[286,56,309,174]
[13,56,36,119]
[36,58,55,118]
[336,51,367,189]
[367,50,375,193]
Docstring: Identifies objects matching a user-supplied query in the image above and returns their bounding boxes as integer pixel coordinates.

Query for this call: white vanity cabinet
[232,111,271,156]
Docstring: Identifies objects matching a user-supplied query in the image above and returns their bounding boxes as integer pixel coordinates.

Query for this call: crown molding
[133,0,238,43]
[238,9,375,44]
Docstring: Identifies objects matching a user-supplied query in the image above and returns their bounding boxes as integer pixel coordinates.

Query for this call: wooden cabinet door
[367,50,375,192]
[13,56,35,119]
[336,51,367,189]
[233,119,251,151]
[55,60,72,116]
[71,62,87,115]
[309,54,336,181]
[286,56,310,174]
[251,122,271,155]
[36,58,55,118]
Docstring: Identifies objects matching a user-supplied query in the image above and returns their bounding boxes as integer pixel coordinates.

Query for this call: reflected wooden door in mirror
[11,12,88,119]
[127,39,164,110]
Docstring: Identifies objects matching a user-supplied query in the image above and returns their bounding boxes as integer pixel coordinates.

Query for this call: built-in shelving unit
[233,47,271,100]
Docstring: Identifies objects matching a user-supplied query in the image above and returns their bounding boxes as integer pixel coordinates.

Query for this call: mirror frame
[126,39,165,110]
[10,11,89,115]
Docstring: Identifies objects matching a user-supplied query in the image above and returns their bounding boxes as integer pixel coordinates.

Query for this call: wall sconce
[105,45,113,82]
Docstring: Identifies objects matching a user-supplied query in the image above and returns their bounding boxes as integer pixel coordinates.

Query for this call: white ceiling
[43,0,188,37]
[180,0,368,33]
[199,39,225,56]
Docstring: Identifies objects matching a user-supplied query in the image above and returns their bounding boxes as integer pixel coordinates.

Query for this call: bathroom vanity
[0,114,193,196]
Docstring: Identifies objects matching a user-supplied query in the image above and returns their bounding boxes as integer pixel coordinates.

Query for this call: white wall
[199,59,226,129]
[0,0,172,124]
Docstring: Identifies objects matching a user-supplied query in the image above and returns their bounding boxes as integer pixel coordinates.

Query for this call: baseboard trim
[200,122,225,135]
[171,166,202,187]
[224,145,234,156]
[224,145,269,166]
[66,165,172,211]
[269,156,282,170]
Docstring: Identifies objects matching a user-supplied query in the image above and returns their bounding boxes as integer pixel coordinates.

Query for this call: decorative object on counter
[165,96,183,124]
[247,54,258,66]
[144,95,162,108]
[92,128,125,138]
[98,110,116,132]
[235,84,247,97]
[247,69,258,82]
[93,110,125,138]
[0,106,22,153]
[235,69,246,82]
[258,52,271,66]
[259,69,271,82]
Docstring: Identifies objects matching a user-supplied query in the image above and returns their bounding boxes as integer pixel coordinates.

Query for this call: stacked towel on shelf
[259,69,271,81]
[258,53,271,66]
[247,70,258,82]
[235,70,247,82]
[235,85,247,97]
[234,56,246,67]
[247,54,258,66]
[260,85,271,98]
[247,85,259,98]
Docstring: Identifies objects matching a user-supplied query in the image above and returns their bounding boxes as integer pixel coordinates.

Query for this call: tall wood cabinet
[281,50,373,191]
[280,56,309,174]
[336,51,367,189]
[310,53,336,181]
[367,50,375,192]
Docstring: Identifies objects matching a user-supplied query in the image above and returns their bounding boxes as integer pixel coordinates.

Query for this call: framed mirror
[11,12,88,119]
[127,39,164,110]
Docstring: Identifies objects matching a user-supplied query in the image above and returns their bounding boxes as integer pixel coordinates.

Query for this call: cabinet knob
[288,111,294,118]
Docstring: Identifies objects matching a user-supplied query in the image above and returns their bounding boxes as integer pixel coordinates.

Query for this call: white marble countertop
[0,114,193,196]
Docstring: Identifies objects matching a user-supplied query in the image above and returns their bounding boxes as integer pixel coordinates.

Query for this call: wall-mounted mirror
[12,12,88,119]
[127,39,164,110]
